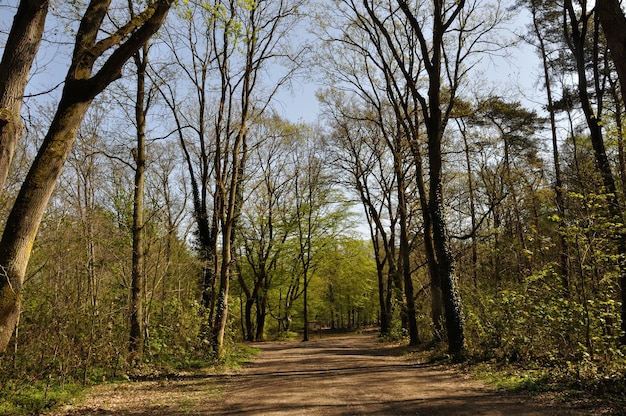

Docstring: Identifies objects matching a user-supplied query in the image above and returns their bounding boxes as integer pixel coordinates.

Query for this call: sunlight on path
[214,334,565,416]
[52,333,575,416]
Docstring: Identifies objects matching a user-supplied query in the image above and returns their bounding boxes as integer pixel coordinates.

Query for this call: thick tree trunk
[244,297,255,341]
[0,97,92,351]
[0,0,48,195]
[430,199,465,354]
[596,0,626,102]
[255,291,267,341]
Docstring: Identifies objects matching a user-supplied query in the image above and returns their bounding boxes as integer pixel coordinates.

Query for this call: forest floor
[49,332,615,416]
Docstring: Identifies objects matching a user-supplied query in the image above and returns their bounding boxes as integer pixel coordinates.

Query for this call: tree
[596,0,626,107]
[595,0,626,345]
[129,41,150,361]
[0,0,173,353]
[322,93,401,336]
[523,0,570,293]
[0,0,48,196]
[158,0,304,356]
[563,0,626,345]
[237,115,296,341]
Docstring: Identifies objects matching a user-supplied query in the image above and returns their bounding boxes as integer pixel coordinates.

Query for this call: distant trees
[156,0,305,356]
[234,117,360,342]
[319,0,509,355]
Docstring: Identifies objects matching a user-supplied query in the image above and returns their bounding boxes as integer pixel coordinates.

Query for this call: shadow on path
[53,333,579,416]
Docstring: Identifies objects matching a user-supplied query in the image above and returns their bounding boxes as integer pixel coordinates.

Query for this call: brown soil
[50,333,599,415]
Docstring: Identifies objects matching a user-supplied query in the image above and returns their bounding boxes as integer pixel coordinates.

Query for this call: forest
[1,0,626,413]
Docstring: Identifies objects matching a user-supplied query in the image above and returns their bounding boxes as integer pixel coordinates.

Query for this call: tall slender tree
[129,41,150,361]
[595,0,626,344]
[563,0,626,345]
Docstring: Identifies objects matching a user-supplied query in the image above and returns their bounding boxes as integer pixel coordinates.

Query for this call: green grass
[474,366,554,392]
[0,379,84,416]
[217,343,260,370]
[0,342,261,416]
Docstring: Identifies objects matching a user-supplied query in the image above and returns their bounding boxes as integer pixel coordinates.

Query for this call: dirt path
[51,333,582,415]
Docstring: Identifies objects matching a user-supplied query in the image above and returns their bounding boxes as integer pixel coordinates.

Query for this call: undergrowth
[0,343,260,416]
[390,334,626,414]
[471,360,626,414]
[0,380,83,416]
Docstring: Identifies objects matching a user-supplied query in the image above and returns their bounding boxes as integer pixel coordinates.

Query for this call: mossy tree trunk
[0,0,48,196]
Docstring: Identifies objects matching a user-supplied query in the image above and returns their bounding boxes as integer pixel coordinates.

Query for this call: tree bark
[129,43,149,360]
[596,0,626,104]
[0,0,49,195]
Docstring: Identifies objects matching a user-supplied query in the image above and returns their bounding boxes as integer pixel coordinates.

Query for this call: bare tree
[158,0,305,356]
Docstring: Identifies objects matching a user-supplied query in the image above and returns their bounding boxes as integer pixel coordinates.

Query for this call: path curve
[52,333,575,415]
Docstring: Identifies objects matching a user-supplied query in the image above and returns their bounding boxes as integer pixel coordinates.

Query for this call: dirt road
[52,333,582,415]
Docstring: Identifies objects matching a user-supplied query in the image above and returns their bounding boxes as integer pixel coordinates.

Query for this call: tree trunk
[596,0,626,105]
[212,133,247,356]
[567,0,626,345]
[129,43,149,360]
[213,247,231,356]
[255,289,267,341]
[303,278,309,342]
[397,167,419,345]
[596,0,626,345]
[530,5,569,294]
[0,0,49,195]
[244,297,255,342]
[0,97,92,351]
